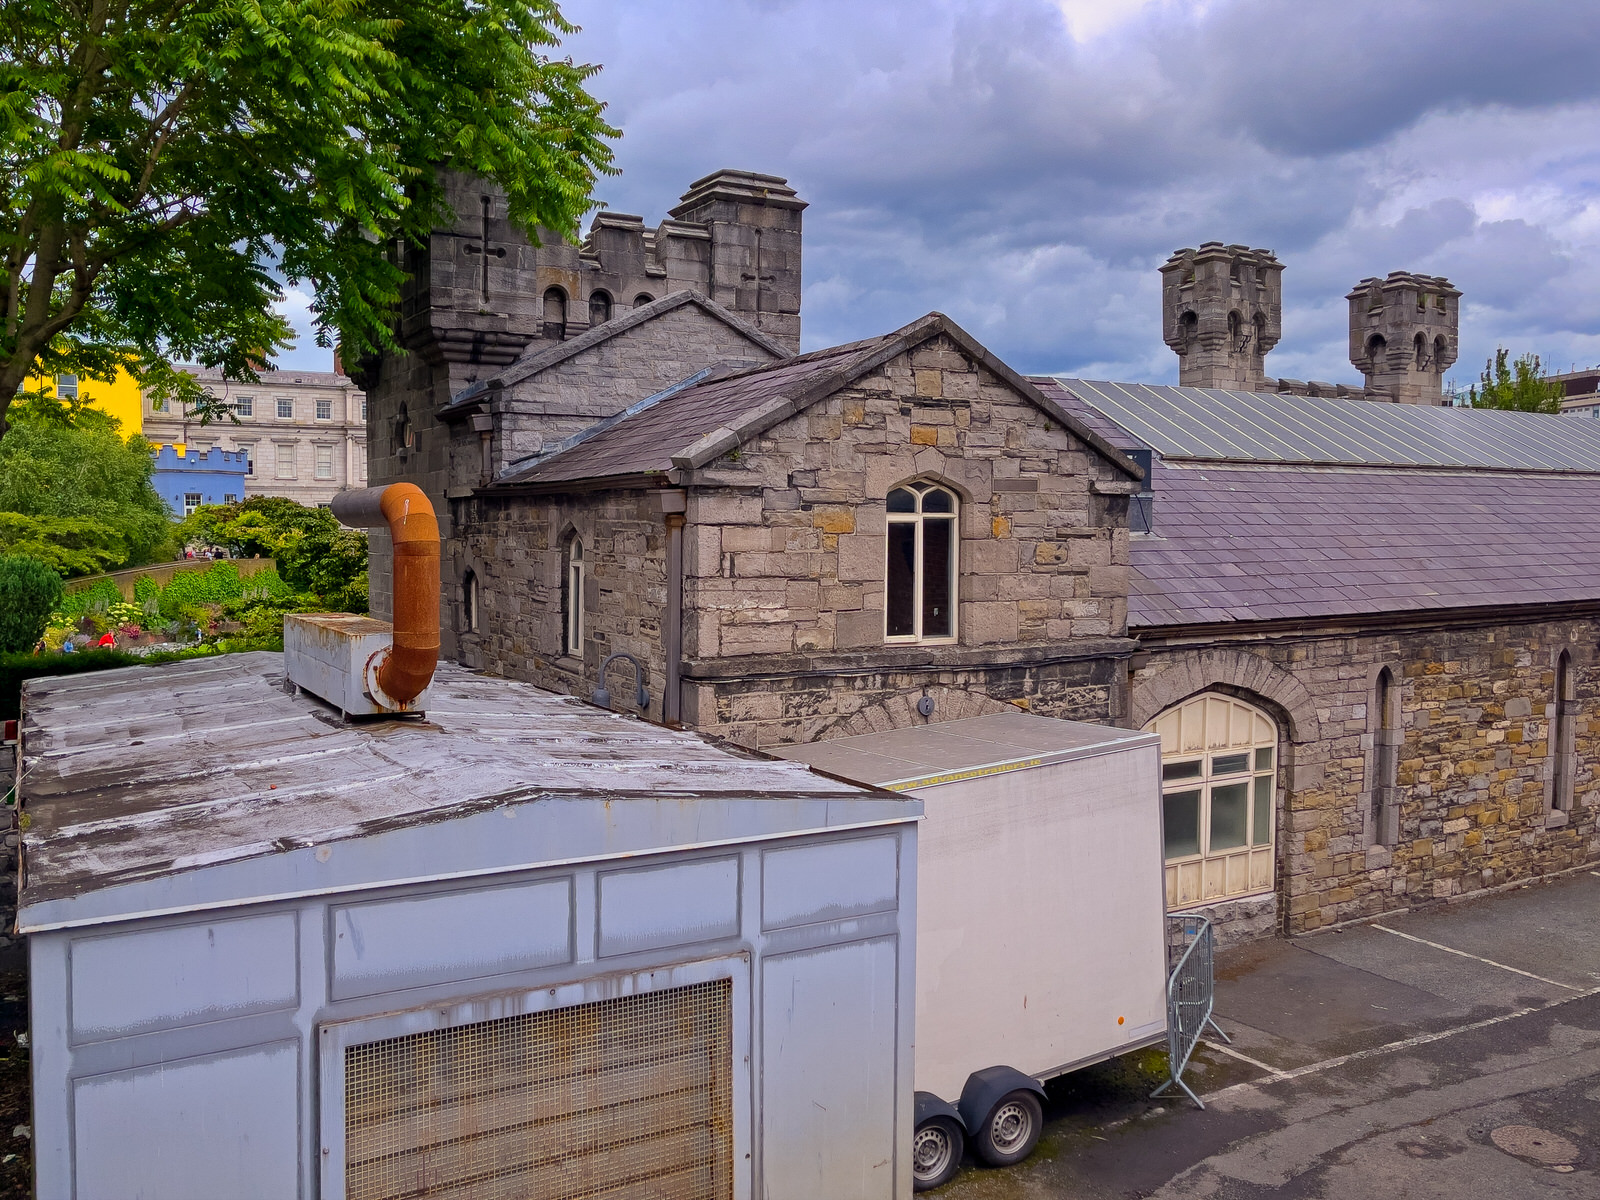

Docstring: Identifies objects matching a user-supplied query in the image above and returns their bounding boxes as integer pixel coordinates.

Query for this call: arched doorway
[1145,692,1279,910]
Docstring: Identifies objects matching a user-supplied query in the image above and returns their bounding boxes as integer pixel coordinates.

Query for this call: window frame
[275,397,295,420]
[233,394,254,418]
[182,492,202,516]
[1147,693,1279,910]
[562,536,585,656]
[314,443,335,480]
[1552,650,1576,813]
[462,570,479,634]
[883,482,958,645]
[274,443,296,480]
[315,397,333,421]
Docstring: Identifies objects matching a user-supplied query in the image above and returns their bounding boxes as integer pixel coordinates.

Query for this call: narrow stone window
[1553,651,1575,812]
[1372,667,1401,846]
[562,536,585,656]
[588,290,612,326]
[462,570,479,634]
[543,287,568,340]
[1414,332,1428,370]
[1178,310,1198,352]
[633,293,654,308]
[885,483,957,643]
[1227,309,1243,350]
[1367,334,1387,367]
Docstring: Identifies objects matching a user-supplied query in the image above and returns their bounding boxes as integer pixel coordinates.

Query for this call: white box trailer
[776,713,1167,1190]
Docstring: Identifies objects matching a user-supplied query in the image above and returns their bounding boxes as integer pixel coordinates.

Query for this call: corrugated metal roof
[1050,379,1600,473]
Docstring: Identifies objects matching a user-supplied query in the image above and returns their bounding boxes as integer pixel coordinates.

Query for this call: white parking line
[1199,1038,1289,1081]
[1205,984,1600,1100]
[1371,924,1584,991]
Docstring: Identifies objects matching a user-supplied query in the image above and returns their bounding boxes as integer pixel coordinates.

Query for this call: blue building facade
[150,445,250,516]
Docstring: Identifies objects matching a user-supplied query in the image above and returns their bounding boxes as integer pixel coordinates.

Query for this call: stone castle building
[360,170,1600,943]
[1162,241,1459,404]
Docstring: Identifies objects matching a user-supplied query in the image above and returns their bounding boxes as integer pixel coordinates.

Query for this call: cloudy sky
[286,0,1600,392]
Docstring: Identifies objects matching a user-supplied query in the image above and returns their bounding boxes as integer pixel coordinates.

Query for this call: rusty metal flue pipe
[331,484,440,704]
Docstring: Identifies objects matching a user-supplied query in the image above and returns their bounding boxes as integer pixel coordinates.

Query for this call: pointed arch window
[1146,693,1279,909]
[543,288,567,340]
[462,570,479,634]
[562,536,585,656]
[885,483,957,643]
[1372,667,1401,846]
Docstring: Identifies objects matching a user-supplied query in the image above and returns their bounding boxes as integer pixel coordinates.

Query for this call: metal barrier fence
[1151,913,1230,1109]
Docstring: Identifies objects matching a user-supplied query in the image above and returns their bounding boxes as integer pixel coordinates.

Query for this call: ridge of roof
[443,291,792,414]
[669,313,1143,478]
[1053,377,1600,476]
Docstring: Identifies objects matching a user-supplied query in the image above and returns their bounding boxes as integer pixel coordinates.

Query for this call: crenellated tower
[1347,272,1460,405]
[1161,243,1283,390]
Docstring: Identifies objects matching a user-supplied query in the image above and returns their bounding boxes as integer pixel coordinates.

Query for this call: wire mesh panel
[344,979,734,1200]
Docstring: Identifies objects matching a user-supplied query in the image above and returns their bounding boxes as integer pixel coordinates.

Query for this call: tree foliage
[0,0,617,436]
[1468,348,1565,414]
[179,496,367,610]
[0,553,64,651]
[0,407,174,570]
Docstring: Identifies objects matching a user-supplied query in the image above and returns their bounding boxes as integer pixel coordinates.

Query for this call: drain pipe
[332,483,440,704]
[656,489,688,725]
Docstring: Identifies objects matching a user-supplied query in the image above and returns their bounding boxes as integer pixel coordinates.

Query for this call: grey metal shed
[17,654,920,1200]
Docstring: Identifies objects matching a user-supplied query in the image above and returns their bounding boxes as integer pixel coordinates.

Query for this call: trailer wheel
[974,1089,1042,1167]
[912,1115,964,1190]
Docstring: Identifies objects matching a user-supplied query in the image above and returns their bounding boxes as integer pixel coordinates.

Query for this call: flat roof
[19,654,898,916]
[771,713,1156,791]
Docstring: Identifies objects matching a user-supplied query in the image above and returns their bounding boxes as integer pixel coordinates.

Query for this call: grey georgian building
[143,365,367,507]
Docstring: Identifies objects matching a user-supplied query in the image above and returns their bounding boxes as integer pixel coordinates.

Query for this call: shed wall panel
[597,857,740,957]
[761,836,899,930]
[330,878,572,999]
[760,938,900,1200]
[69,912,298,1041]
[73,1041,301,1200]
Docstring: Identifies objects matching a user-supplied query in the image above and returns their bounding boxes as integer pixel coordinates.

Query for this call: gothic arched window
[885,482,957,643]
[588,290,612,327]
[543,287,568,340]
[462,570,479,633]
[561,535,585,656]
[1553,650,1575,812]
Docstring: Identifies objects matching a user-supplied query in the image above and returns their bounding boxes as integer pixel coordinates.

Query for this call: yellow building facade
[24,368,144,435]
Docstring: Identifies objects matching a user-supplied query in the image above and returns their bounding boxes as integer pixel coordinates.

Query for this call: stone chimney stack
[1161,243,1283,390]
[668,170,806,352]
[1347,272,1460,405]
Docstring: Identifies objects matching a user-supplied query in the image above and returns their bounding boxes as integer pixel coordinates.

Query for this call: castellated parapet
[1348,272,1459,405]
[1160,243,1284,390]
[367,168,806,396]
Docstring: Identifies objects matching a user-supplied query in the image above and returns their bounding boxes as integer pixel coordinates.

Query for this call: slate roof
[1032,378,1600,629]
[495,315,1142,489]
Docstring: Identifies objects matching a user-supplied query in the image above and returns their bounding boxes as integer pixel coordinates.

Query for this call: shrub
[0,556,65,652]
[132,575,159,605]
[57,576,122,618]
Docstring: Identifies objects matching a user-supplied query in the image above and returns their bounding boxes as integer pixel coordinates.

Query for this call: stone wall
[1131,616,1600,939]
[494,303,783,467]
[455,489,673,717]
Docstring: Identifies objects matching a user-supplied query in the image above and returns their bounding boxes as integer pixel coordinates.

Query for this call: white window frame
[55,374,78,400]
[563,536,585,655]
[314,443,335,480]
[274,443,296,479]
[276,397,295,420]
[233,394,254,417]
[884,482,958,644]
[315,396,333,420]
[1147,693,1279,910]
[182,492,202,516]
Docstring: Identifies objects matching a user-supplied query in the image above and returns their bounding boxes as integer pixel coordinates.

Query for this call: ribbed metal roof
[1052,379,1600,473]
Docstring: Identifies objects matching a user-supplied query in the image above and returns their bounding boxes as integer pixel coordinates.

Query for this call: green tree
[178,496,367,609]
[0,0,616,437]
[0,408,174,569]
[1468,348,1565,414]
[0,553,64,652]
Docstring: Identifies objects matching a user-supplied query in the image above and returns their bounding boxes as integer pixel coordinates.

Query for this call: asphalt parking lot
[935,867,1600,1199]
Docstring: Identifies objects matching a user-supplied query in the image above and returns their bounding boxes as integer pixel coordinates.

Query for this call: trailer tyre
[975,1089,1042,1167]
[912,1115,964,1191]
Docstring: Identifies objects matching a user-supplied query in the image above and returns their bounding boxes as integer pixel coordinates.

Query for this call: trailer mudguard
[915,1090,964,1131]
[958,1065,1047,1134]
